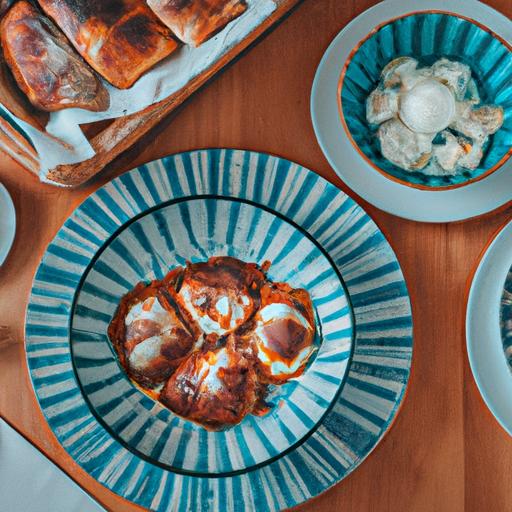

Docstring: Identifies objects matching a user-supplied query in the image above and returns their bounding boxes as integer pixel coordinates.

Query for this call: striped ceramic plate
[26,149,413,511]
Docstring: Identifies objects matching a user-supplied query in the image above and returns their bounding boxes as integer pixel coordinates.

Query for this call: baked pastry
[160,340,261,429]
[36,0,179,89]
[172,256,265,338]
[0,1,109,112]
[246,282,316,383]
[147,0,247,47]
[109,257,318,430]
[108,274,200,388]
[0,53,49,129]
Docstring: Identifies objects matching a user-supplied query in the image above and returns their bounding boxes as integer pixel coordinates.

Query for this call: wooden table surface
[1,1,512,511]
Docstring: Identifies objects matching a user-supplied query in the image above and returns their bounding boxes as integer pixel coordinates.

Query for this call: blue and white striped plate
[26,149,413,511]
[72,197,353,475]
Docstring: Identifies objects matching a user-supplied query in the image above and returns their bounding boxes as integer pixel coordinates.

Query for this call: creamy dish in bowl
[367,57,504,177]
[339,11,512,189]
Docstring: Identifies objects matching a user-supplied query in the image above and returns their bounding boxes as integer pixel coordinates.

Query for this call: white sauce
[257,345,314,376]
[125,297,174,332]
[259,303,309,329]
[180,286,225,335]
[180,285,250,335]
[215,296,230,316]
[129,333,167,370]
[255,303,313,376]
[399,79,455,133]
[201,348,230,393]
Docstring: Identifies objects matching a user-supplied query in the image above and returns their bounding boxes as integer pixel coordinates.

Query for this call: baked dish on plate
[25,150,412,511]
[108,256,317,430]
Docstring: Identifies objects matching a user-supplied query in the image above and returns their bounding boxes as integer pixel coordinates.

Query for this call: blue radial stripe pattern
[26,149,413,511]
[72,198,353,475]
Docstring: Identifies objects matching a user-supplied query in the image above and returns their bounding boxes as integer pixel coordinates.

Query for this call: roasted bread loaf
[1,1,109,112]
[0,55,49,129]
[147,0,247,47]
[36,0,180,89]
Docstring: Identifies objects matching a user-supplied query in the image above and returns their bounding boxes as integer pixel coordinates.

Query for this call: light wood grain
[1,1,512,511]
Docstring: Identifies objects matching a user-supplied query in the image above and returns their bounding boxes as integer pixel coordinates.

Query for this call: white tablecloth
[0,419,105,512]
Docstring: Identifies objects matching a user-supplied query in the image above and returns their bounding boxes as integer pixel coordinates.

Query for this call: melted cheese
[180,285,250,335]
[125,297,172,331]
[255,303,314,377]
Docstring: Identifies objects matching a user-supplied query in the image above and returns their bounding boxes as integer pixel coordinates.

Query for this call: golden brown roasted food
[160,340,261,429]
[147,0,247,47]
[108,273,199,388]
[0,1,109,112]
[250,281,316,384]
[0,55,49,129]
[36,0,179,89]
[172,256,266,338]
[108,257,317,430]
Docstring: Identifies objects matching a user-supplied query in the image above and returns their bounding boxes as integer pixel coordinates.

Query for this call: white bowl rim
[311,0,512,223]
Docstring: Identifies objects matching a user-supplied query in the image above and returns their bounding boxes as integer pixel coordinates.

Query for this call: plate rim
[310,0,512,223]
[0,182,16,266]
[25,149,414,511]
[69,193,357,477]
[466,218,512,436]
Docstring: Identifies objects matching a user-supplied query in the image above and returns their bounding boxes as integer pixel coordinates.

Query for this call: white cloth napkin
[0,419,105,512]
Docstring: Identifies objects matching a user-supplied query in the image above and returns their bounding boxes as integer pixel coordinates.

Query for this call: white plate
[467,220,512,436]
[0,420,104,512]
[0,183,15,266]
[311,0,512,223]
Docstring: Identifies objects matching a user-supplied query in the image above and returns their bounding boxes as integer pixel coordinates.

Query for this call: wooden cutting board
[0,0,302,187]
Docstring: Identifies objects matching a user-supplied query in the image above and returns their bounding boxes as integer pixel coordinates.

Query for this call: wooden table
[1,1,511,510]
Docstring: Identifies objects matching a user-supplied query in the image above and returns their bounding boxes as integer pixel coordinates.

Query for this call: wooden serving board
[0,0,302,187]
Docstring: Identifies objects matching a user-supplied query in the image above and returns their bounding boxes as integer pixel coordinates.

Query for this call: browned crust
[148,0,247,46]
[157,285,203,340]
[1,1,109,112]
[107,257,316,429]
[0,58,49,130]
[37,0,180,89]
[253,281,315,384]
[30,0,300,186]
[160,341,260,430]
[107,278,165,371]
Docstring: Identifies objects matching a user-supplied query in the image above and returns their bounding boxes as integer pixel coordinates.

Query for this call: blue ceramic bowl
[339,11,512,189]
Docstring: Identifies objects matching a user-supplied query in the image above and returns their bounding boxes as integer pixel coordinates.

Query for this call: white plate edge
[0,183,16,266]
[466,220,512,436]
[310,0,512,223]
